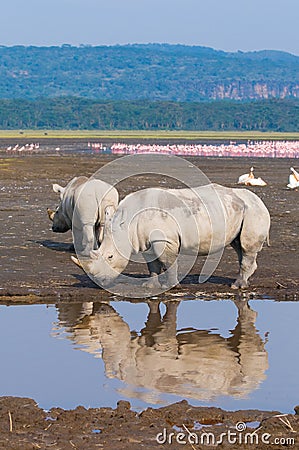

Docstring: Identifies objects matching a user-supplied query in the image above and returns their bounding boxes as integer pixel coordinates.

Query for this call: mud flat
[1,396,299,449]
[0,144,298,448]
[0,147,298,303]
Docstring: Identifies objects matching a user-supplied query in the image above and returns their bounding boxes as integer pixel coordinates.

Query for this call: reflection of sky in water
[0,299,298,413]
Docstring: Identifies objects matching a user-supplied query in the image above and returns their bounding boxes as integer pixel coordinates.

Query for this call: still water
[0,298,298,413]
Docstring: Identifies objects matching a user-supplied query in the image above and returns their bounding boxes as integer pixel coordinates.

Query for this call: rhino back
[73,179,118,226]
[118,185,245,254]
[61,176,89,219]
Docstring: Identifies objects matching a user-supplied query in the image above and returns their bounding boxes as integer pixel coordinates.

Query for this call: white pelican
[245,177,267,187]
[237,167,255,184]
[287,167,299,189]
[237,167,267,186]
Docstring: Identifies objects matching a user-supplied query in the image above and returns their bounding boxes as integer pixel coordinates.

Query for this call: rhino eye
[108,254,113,260]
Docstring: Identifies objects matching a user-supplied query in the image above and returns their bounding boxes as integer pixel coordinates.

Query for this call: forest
[0,98,298,132]
[0,44,298,131]
[0,44,298,102]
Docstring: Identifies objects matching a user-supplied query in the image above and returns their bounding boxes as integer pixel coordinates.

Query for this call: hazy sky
[1,0,298,55]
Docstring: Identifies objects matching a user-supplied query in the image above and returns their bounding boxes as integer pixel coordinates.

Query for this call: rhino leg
[231,235,258,289]
[156,243,180,289]
[230,236,242,265]
[142,252,164,288]
[73,224,97,256]
[143,241,180,289]
[231,252,257,289]
[142,274,162,289]
[162,261,180,289]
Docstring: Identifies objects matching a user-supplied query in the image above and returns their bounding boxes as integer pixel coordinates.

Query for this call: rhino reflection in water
[53,300,268,404]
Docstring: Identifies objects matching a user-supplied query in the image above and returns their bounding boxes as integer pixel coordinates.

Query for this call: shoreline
[0,396,297,449]
[1,130,299,141]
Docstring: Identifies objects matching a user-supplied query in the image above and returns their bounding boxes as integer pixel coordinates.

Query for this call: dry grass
[0,129,299,140]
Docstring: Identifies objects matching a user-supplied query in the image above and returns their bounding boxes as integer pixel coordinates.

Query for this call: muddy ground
[1,396,299,449]
[0,144,298,302]
[0,141,299,448]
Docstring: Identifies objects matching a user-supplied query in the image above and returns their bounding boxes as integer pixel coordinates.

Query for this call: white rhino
[47,176,119,255]
[74,183,270,289]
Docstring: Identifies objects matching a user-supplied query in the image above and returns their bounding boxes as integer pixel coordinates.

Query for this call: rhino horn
[71,255,83,269]
[47,208,55,221]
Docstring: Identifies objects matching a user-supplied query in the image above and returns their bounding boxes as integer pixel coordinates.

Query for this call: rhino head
[47,183,70,233]
[72,205,132,287]
[47,206,70,233]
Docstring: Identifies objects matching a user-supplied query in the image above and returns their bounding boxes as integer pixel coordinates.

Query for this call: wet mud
[0,142,298,448]
[0,397,298,449]
[0,146,298,303]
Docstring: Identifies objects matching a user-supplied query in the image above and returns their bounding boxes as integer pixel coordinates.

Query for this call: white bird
[246,177,267,187]
[237,167,255,184]
[237,167,267,186]
[287,167,299,189]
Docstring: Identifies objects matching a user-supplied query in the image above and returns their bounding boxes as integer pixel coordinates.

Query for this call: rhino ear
[104,205,116,221]
[53,183,65,196]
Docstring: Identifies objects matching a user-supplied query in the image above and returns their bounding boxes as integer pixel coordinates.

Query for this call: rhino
[47,176,119,255]
[73,183,270,289]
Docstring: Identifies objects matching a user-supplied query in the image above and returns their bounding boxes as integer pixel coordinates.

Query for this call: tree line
[0,98,298,132]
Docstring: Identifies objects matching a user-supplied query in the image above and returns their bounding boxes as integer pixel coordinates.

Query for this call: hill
[0,44,299,101]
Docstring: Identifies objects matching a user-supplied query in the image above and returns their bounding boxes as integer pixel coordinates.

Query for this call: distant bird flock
[5,140,299,158]
[103,140,299,158]
[5,143,61,154]
[5,143,40,154]
[88,140,299,189]
[3,140,299,189]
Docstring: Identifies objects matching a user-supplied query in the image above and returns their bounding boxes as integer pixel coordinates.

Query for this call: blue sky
[1,0,298,55]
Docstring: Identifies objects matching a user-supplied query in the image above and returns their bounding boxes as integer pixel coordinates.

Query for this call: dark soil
[0,397,298,449]
[0,142,298,449]
[0,146,298,303]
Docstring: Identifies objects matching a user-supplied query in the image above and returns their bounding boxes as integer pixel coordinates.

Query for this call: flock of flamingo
[103,140,299,158]
[3,140,299,189]
[5,143,40,154]
[4,143,62,154]
[89,140,299,190]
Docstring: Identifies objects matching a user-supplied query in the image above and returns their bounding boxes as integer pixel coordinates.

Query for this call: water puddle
[0,298,298,413]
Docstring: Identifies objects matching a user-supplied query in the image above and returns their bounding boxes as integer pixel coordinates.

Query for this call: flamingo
[287,167,299,189]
